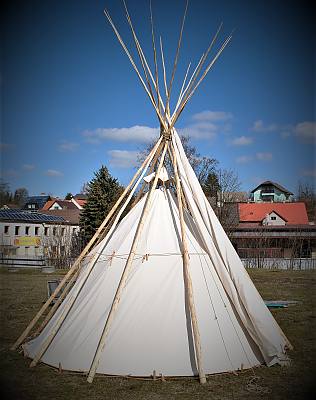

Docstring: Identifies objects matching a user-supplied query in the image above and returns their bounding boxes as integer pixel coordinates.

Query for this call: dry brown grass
[0,267,315,400]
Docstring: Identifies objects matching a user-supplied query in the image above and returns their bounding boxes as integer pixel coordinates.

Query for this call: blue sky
[1,0,315,198]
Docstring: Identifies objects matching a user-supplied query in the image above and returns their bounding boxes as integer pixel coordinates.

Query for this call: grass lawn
[0,267,315,400]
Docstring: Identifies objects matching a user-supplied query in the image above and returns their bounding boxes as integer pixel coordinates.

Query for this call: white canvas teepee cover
[24,134,290,376]
[25,189,260,376]
[17,3,291,382]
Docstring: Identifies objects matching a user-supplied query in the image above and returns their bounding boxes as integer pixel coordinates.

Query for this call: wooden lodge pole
[29,250,101,368]
[171,143,206,384]
[131,141,163,207]
[34,139,163,337]
[28,139,163,364]
[86,140,169,383]
[11,140,161,351]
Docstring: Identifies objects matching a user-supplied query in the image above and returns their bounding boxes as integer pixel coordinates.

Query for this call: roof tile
[238,202,309,225]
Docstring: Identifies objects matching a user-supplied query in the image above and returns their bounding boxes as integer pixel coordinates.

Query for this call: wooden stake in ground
[11,141,160,351]
[86,140,169,383]
[171,143,206,384]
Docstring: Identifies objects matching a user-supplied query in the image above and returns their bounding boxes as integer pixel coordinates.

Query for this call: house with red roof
[70,194,87,210]
[41,199,79,211]
[41,195,86,212]
[230,201,316,260]
[238,202,309,226]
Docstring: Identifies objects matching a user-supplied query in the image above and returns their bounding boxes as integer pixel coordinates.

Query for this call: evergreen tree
[202,172,220,199]
[65,192,73,200]
[79,166,123,244]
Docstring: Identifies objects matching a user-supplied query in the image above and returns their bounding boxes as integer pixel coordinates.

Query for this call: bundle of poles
[12,0,232,385]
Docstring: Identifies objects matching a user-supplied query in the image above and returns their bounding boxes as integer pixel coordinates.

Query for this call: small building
[41,195,87,211]
[71,193,87,210]
[231,202,316,259]
[23,195,52,211]
[0,209,80,268]
[249,181,294,202]
[42,199,79,211]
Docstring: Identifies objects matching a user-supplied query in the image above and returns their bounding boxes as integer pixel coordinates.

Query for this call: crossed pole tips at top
[104,0,233,138]
[12,1,234,385]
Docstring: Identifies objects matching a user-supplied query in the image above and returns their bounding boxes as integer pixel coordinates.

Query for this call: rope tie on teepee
[109,251,116,266]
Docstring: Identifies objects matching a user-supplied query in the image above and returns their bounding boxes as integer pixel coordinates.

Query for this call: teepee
[12,1,292,384]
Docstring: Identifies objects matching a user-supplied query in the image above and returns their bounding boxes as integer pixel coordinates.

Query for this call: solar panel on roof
[0,209,66,223]
[23,195,51,209]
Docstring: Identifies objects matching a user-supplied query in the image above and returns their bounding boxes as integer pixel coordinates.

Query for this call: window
[4,226,9,234]
[61,228,65,236]
[73,228,77,235]
[271,216,277,220]
[25,226,30,235]
[44,227,49,236]
[35,227,39,235]
[53,227,57,236]
[15,226,20,235]
[25,246,30,256]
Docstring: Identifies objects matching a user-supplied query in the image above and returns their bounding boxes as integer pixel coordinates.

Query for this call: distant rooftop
[74,193,88,200]
[42,209,81,225]
[23,195,52,210]
[250,181,293,195]
[41,199,78,210]
[0,209,66,223]
[238,202,309,225]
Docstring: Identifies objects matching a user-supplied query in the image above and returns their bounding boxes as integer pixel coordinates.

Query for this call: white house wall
[266,212,286,226]
[0,221,79,259]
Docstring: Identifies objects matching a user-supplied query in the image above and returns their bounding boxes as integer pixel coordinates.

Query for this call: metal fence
[0,255,46,268]
[241,258,316,270]
[1,254,315,271]
[0,255,77,269]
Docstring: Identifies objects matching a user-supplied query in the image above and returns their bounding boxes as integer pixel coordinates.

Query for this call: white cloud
[294,121,316,143]
[251,120,278,132]
[236,155,253,164]
[280,130,291,139]
[256,152,273,161]
[301,168,316,178]
[251,120,315,142]
[83,126,159,144]
[192,110,233,122]
[179,122,217,140]
[22,164,35,171]
[45,169,64,177]
[58,141,79,152]
[229,136,253,146]
[108,150,139,168]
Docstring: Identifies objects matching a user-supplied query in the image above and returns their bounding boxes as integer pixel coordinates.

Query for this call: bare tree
[138,135,218,186]
[207,168,242,233]
[297,180,316,222]
[80,182,91,195]
[42,225,82,269]
[0,180,12,207]
[13,188,29,207]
